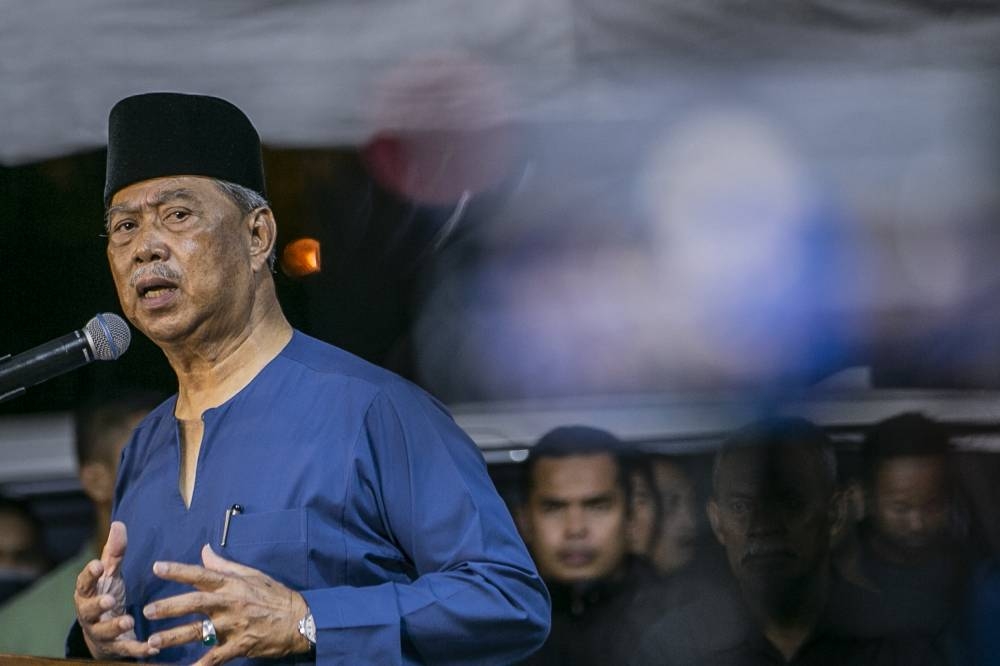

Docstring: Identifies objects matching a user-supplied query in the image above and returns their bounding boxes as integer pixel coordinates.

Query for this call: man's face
[871,456,950,559]
[83,409,151,508]
[0,511,43,576]
[105,176,256,346]
[523,454,629,584]
[651,461,697,574]
[708,446,835,596]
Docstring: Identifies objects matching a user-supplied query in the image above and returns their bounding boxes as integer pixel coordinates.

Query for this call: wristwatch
[298,611,316,646]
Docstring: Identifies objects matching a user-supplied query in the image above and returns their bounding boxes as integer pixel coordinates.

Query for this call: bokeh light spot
[281,238,322,278]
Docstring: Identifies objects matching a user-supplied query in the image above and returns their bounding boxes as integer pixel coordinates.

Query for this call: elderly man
[69,92,549,665]
[632,417,943,666]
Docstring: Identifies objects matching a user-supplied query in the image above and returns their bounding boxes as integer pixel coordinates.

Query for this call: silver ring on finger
[201,618,218,647]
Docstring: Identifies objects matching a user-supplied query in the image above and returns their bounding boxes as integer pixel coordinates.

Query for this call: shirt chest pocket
[219,508,309,590]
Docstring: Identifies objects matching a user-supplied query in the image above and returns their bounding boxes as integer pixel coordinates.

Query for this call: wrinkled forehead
[108,175,218,211]
[715,444,832,499]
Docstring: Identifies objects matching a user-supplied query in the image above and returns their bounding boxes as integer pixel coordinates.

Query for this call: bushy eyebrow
[105,188,201,225]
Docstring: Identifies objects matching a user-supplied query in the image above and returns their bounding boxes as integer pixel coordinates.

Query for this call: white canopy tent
[3,0,999,165]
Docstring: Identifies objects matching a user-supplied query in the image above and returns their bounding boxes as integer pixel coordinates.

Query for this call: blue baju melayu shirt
[109,331,550,664]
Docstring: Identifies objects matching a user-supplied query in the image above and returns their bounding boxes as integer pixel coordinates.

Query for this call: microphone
[0,313,132,403]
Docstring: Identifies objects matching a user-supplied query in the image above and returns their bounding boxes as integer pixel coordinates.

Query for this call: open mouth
[141,286,177,299]
[136,278,179,301]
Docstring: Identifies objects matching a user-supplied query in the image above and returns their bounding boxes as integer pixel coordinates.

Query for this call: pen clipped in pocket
[216,507,309,588]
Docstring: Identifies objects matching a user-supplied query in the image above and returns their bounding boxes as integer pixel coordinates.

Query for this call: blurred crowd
[1,408,998,664]
[510,414,1000,666]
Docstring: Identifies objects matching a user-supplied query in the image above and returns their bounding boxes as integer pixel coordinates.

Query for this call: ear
[707,498,726,546]
[828,489,848,541]
[79,461,115,504]
[246,207,277,272]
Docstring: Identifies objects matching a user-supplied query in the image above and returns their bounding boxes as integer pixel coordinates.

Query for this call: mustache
[129,263,181,289]
[741,541,795,563]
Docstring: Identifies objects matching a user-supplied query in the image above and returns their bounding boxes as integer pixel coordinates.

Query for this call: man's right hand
[74,521,160,659]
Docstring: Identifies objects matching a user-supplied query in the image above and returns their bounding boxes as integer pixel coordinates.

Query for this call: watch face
[300,613,317,644]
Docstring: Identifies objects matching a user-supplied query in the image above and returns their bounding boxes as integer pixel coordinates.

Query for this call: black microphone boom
[0,313,132,403]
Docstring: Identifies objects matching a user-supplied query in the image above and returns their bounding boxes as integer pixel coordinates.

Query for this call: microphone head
[85,313,132,361]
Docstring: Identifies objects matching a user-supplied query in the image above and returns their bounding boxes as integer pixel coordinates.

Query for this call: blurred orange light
[281,238,321,278]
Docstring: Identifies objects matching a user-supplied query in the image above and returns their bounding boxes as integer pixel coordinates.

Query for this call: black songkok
[104,92,265,207]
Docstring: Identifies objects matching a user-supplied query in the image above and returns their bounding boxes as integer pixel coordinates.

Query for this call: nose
[746,503,784,536]
[905,510,926,534]
[133,219,170,264]
[564,506,588,538]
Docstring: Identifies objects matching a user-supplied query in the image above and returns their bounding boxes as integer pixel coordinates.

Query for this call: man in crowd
[0,497,48,605]
[517,426,672,665]
[70,92,549,665]
[830,451,872,589]
[628,454,698,577]
[858,413,969,640]
[632,417,943,665]
[0,391,159,656]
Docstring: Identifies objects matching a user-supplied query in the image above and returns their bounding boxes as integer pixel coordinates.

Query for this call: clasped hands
[74,521,312,665]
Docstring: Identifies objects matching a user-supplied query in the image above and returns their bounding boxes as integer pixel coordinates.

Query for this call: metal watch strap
[298,612,317,646]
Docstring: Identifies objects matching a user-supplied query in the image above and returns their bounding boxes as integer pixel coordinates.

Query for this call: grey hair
[213,180,277,273]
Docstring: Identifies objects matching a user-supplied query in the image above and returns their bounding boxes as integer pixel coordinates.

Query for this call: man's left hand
[144,544,313,665]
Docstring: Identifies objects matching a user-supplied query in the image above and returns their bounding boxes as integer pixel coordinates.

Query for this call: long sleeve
[302,385,551,665]
[101,332,551,665]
